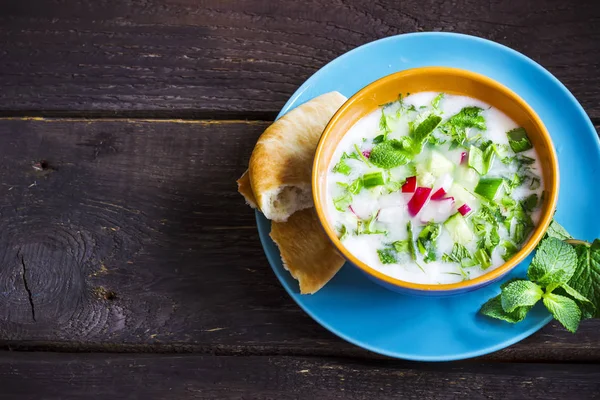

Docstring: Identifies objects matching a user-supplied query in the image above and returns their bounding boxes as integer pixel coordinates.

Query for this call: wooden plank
[0,0,599,118]
[1,352,599,400]
[0,118,598,362]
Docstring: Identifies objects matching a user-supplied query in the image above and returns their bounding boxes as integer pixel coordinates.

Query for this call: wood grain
[0,118,599,362]
[0,0,599,118]
[1,352,599,400]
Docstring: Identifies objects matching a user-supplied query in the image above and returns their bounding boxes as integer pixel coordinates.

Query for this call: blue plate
[256,32,600,361]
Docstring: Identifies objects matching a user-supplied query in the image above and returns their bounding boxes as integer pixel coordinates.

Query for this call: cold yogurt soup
[326,92,544,284]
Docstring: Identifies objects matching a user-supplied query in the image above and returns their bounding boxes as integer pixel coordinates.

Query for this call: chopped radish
[407,187,432,216]
[348,205,357,216]
[434,173,454,192]
[460,151,468,164]
[431,188,447,200]
[402,176,417,193]
[362,150,371,158]
[458,203,472,216]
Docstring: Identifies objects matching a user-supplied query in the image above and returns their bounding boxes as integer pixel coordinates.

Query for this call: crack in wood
[17,251,36,322]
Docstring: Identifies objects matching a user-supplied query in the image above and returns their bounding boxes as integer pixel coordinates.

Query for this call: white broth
[325,92,544,284]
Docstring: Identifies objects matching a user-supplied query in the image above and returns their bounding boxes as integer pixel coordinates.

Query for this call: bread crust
[248,91,347,221]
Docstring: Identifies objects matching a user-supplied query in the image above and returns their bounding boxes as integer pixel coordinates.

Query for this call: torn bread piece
[248,91,347,222]
[236,170,257,209]
[270,208,345,294]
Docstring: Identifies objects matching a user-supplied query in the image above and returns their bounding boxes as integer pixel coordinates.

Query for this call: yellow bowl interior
[313,67,559,292]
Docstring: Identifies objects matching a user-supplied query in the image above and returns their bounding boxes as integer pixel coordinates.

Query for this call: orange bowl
[312,67,559,294]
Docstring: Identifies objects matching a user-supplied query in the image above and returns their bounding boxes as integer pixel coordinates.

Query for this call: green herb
[369,139,412,169]
[442,243,477,268]
[480,222,600,332]
[431,93,444,110]
[530,177,541,190]
[337,225,349,241]
[354,144,371,166]
[379,109,391,137]
[501,280,544,313]
[545,219,572,240]
[377,247,397,264]
[362,172,385,188]
[507,127,533,153]
[373,134,385,144]
[332,153,352,175]
[417,222,441,263]
[501,240,519,261]
[568,240,600,318]
[480,296,532,323]
[357,212,386,235]
[408,114,443,153]
[407,221,417,260]
[521,194,538,212]
[440,106,486,148]
[333,192,352,212]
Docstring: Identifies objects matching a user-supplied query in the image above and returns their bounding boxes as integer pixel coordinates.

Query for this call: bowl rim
[312,66,559,292]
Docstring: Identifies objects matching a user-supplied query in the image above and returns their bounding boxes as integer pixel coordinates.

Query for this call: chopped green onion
[362,172,385,188]
[507,127,533,153]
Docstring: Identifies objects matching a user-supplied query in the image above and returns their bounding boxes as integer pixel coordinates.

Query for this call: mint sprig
[480,220,599,332]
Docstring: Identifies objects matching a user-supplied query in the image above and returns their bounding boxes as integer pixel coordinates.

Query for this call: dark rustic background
[0,1,599,399]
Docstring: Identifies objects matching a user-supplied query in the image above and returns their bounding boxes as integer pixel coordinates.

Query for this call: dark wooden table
[1,1,599,399]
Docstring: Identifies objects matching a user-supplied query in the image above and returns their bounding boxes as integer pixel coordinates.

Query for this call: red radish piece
[402,176,417,193]
[431,188,447,200]
[458,203,472,216]
[407,187,432,216]
[460,152,468,164]
[362,150,371,158]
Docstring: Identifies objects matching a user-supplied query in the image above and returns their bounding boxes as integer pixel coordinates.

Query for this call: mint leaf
[410,114,442,148]
[542,292,581,333]
[507,127,533,153]
[545,219,572,240]
[442,243,476,267]
[480,295,532,323]
[568,240,600,318]
[501,280,543,313]
[528,237,578,286]
[369,140,412,169]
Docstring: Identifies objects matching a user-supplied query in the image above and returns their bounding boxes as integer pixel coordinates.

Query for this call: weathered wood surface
[0,0,599,119]
[1,352,599,400]
[0,118,598,363]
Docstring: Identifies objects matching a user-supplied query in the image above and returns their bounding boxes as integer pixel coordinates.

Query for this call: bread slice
[248,91,347,222]
[270,208,345,294]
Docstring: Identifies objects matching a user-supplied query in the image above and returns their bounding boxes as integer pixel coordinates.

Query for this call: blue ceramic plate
[256,32,600,361]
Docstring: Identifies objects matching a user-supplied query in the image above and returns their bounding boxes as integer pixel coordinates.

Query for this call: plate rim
[257,32,599,361]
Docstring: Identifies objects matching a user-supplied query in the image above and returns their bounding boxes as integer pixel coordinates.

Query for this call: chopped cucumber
[418,171,436,187]
[427,150,455,177]
[454,165,480,191]
[474,178,504,201]
[448,183,478,208]
[444,212,474,245]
